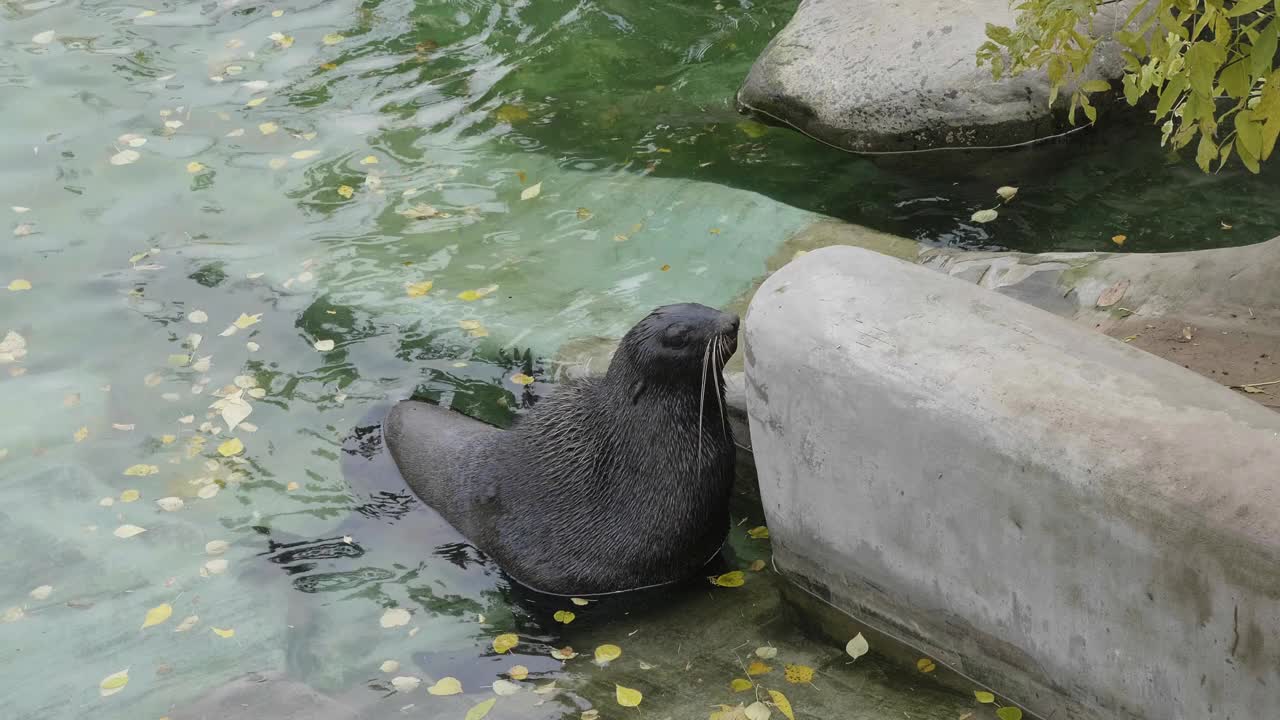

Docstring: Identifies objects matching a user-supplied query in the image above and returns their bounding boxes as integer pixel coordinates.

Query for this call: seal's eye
[661,322,691,348]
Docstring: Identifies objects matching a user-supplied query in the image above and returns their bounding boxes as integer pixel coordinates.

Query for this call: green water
[2,0,1270,718]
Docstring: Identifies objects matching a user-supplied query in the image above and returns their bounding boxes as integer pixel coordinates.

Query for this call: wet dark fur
[385,303,739,595]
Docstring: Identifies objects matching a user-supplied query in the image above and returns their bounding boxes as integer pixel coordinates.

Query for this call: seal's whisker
[698,336,713,462]
[713,335,728,441]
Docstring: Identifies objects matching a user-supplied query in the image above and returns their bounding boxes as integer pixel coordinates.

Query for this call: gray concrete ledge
[743,245,1280,719]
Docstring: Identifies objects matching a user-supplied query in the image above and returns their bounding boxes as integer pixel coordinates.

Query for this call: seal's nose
[719,314,740,335]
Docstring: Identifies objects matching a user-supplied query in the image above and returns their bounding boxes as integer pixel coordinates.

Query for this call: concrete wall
[743,246,1280,719]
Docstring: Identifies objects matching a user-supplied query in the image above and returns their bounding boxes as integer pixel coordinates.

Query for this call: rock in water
[385,303,740,595]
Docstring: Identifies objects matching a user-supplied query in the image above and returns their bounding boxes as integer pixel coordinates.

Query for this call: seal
[384,303,740,595]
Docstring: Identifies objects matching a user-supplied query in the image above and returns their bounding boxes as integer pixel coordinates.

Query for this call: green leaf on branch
[1226,0,1272,18]
[1251,21,1278,81]
[1081,79,1111,93]
[1196,133,1219,172]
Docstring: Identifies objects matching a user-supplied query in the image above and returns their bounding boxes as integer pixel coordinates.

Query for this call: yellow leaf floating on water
[508,665,529,680]
[142,603,173,629]
[730,678,753,692]
[745,660,771,676]
[73,426,89,443]
[616,684,643,708]
[466,698,497,720]
[120,489,140,503]
[457,285,498,302]
[322,33,345,45]
[783,664,814,684]
[234,313,262,329]
[314,339,335,352]
[427,677,463,695]
[845,632,869,659]
[285,481,299,492]
[337,185,354,199]
[996,186,1018,202]
[211,626,235,638]
[553,610,575,624]
[494,104,530,124]
[360,155,378,165]
[550,646,578,660]
[748,559,766,572]
[492,678,521,696]
[747,526,769,539]
[258,122,279,135]
[768,690,795,720]
[186,162,204,173]
[917,657,937,673]
[971,209,998,224]
[511,373,534,386]
[974,691,996,704]
[712,571,745,587]
[291,149,319,160]
[268,158,287,170]
[520,182,542,201]
[594,644,622,664]
[123,464,159,477]
[8,279,32,291]
[390,676,420,692]
[996,708,1024,720]
[493,633,518,654]
[406,281,433,297]
[380,608,411,628]
[218,438,244,457]
[99,669,129,697]
[114,524,147,538]
[246,96,267,108]
[570,597,590,606]
[576,207,592,220]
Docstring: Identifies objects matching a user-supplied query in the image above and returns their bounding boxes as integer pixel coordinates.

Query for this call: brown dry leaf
[1095,279,1130,308]
[746,660,771,676]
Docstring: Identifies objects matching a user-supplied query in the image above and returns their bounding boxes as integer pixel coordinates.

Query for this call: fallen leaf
[783,664,814,684]
[142,603,173,629]
[975,691,996,704]
[1111,234,1127,246]
[234,313,262,329]
[996,708,1024,720]
[660,264,671,272]
[203,558,228,575]
[749,559,766,572]
[164,120,183,130]
[570,597,590,606]
[712,571,745,588]
[744,701,771,720]
[291,149,319,160]
[285,481,299,492]
[406,280,434,297]
[390,676,420,692]
[360,155,378,165]
[427,677,463,695]
[846,632,869,659]
[495,104,530,124]
[550,646,578,660]
[227,128,246,137]
[114,525,147,540]
[398,203,440,220]
[74,426,89,443]
[137,9,156,17]
[917,657,937,673]
[217,438,244,457]
[1095,279,1130,308]
[322,33,345,45]
[595,644,622,664]
[174,615,199,632]
[206,540,230,556]
[123,464,159,477]
[380,608,411,628]
[13,223,33,237]
[120,489,141,503]
[99,669,129,697]
[337,185,354,199]
[197,484,220,499]
[768,690,795,720]
[380,660,400,673]
[747,526,769,539]
[553,610,575,624]
[731,678,753,692]
[268,157,287,169]
[457,285,498,301]
[746,660,771,676]
[508,665,529,680]
[156,497,184,512]
[110,149,141,166]
[3,607,24,623]
[186,161,205,173]
[8,279,32,292]
[30,585,53,600]
[466,698,497,720]
[971,209,998,223]
[520,182,542,201]
[511,373,535,386]
[258,122,279,135]
[996,186,1018,201]
[492,679,521,696]
[314,339,335,352]
[616,684,642,708]
[272,9,284,16]
[211,626,235,638]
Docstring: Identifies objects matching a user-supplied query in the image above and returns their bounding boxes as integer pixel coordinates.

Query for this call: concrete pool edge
[741,245,1280,719]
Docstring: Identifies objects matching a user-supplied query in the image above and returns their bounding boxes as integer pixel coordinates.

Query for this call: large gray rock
[743,246,1280,719]
[737,0,1130,153]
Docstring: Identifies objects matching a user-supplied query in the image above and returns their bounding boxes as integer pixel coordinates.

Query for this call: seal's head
[610,302,739,384]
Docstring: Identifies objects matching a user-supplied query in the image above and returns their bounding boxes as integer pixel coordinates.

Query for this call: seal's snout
[718,314,740,336]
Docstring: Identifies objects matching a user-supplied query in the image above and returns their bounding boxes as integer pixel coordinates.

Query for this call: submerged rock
[737,0,1132,153]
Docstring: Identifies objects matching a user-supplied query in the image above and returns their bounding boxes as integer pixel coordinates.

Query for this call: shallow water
[0,0,1270,718]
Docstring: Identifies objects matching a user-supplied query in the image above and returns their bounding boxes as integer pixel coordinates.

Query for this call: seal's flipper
[383,399,501,519]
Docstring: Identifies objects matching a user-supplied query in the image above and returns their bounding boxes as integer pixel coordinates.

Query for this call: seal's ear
[630,380,646,404]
